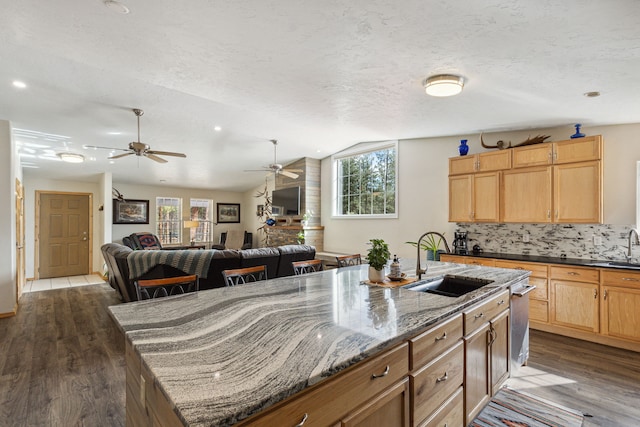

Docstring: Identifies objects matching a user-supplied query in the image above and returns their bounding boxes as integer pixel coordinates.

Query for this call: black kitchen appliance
[453,231,468,255]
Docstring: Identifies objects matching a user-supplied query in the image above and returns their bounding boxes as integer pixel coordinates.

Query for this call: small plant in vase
[366,238,391,283]
[301,210,313,227]
[405,233,445,261]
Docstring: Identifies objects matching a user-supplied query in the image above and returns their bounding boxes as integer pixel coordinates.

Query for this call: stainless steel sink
[404,275,494,297]
[588,261,640,270]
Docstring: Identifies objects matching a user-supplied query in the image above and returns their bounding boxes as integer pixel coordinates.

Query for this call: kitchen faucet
[416,232,451,280]
[627,228,640,262]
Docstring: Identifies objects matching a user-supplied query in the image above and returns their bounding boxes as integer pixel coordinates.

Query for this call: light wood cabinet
[340,378,410,427]
[463,290,510,424]
[449,172,500,223]
[512,136,602,168]
[440,254,495,267]
[494,260,549,325]
[501,166,553,223]
[600,270,640,343]
[549,266,599,333]
[449,150,511,175]
[418,387,463,427]
[554,160,602,223]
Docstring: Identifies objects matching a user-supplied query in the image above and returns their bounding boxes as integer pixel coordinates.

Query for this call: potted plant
[301,210,312,227]
[406,233,445,261]
[366,238,391,283]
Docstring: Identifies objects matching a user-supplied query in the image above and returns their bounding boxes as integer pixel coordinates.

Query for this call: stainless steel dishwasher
[510,280,536,375]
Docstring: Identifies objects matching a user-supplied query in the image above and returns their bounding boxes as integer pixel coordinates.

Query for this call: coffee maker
[453,231,468,255]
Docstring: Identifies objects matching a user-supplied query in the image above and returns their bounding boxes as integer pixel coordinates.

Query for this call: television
[271,187,301,216]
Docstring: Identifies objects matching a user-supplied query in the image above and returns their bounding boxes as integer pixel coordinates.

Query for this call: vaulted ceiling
[2,0,639,191]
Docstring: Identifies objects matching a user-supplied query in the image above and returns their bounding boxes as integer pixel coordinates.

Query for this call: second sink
[404,275,494,297]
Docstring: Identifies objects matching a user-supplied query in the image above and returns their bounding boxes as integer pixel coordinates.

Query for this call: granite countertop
[108,261,528,426]
[448,251,640,269]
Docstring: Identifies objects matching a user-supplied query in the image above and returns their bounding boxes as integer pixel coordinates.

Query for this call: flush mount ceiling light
[57,152,85,163]
[103,0,130,14]
[424,74,464,97]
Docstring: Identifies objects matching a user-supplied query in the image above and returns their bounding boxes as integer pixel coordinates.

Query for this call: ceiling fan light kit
[424,74,464,97]
[57,152,85,163]
[244,139,303,179]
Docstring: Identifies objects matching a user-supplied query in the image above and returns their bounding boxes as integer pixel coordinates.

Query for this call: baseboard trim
[0,303,18,318]
[531,322,640,353]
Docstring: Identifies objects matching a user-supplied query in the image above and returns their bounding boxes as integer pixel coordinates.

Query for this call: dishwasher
[510,280,536,375]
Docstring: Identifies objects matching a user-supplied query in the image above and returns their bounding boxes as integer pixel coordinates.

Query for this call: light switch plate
[522,234,530,243]
[593,235,603,246]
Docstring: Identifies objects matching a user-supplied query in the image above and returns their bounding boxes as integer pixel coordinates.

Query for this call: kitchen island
[109,261,528,426]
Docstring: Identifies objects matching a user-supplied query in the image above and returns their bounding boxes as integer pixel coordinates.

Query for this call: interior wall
[111,182,248,246]
[321,123,640,260]
[0,120,17,315]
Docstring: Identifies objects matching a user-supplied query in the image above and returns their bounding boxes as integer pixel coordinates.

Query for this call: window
[189,199,214,243]
[333,141,397,217]
[156,197,182,245]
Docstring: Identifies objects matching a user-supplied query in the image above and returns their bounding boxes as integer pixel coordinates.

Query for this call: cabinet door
[490,310,510,395]
[341,379,410,427]
[554,161,602,223]
[501,166,552,223]
[553,136,602,164]
[601,286,640,342]
[464,322,490,425]
[449,156,477,175]
[477,150,511,172]
[512,143,553,168]
[550,280,599,333]
[473,172,500,222]
[449,175,473,222]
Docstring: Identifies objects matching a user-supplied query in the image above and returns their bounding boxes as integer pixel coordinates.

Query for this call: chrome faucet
[416,232,451,280]
[627,228,640,262]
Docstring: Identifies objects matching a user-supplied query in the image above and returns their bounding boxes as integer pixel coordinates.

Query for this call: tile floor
[24,274,106,293]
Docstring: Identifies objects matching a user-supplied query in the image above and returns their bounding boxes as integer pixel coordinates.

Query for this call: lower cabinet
[340,378,410,427]
[463,290,510,425]
[549,266,600,333]
[601,270,640,343]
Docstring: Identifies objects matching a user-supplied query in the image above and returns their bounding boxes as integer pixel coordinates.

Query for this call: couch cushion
[276,245,317,277]
[240,247,280,279]
[202,250,242,289]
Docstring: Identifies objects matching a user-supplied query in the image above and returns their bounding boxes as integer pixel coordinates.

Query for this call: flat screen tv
[271,187,301,216]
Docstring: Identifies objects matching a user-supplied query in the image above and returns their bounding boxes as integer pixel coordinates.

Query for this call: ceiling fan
[84,109,186,163]
[245,139,303,179]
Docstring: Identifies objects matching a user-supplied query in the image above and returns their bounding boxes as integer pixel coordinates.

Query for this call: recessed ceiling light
[160,179,167,183]
[103,0,130,14]
[424,74,464,97]
[109,160,115,164]
[57,152,85,163]
[214,126,222,132]
[12,81,27,89]
[584,91,600,98]
[107,131,122,135]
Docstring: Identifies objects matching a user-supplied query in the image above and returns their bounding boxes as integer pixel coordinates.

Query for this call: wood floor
[1,285,639,426]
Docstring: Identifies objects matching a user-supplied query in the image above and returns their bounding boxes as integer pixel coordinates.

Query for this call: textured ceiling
[2,0,639,191]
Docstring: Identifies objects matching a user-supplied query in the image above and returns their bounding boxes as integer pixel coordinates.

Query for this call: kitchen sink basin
[588,261,640,270]
[404,275,494,297]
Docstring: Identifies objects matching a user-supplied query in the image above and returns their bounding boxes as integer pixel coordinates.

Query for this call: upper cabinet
[449,135,603,224]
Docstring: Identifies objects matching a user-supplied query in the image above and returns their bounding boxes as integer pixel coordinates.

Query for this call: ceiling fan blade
[284,168,304,173]
[84,145,130,152]
[280,170,299,179]
[244,169,271,172]
[109,152,134,159]
[147,150,186,158]
[145,153,168,163]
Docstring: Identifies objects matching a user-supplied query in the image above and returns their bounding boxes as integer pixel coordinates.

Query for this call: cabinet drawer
[478,150,511,172]
[410,314,463,370]
[512,143,553,168]
[439,255,465,263]
[529,299,549,323]
[463,289,510,336]
[529,277,548,300]
[601,270,640,289]
[550,266,599,283]
[449,156,477,175]
[245,343,409,426]
[411,342,464,426]
[494,260,548,278]
[466,258,496,267]
[418,386,463,427]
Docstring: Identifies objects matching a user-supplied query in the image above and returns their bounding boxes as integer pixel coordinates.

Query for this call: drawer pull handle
[622,277,640,282]
[295,413,308,427]
[435,332,447,342]
[568,272,579,276]
[497,300,505,305]
[594,289,598,299]
[604,290,608,300]
[515,267,525,270]
[475,312,484,319]
[371,365,390,379]
[436,372,448,383]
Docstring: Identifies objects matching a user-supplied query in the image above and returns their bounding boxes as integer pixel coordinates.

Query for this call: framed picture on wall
[113,199,149,224]
[217,203,241,223]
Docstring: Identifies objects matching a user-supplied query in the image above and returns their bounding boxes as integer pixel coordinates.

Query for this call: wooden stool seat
[222,265,267,286]
[292,259,324,275]
[135,274,199,300]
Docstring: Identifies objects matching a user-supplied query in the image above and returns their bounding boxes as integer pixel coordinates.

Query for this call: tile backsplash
[456,223,640,263]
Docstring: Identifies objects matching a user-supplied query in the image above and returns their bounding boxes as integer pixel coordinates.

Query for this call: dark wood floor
[1,285,639,426]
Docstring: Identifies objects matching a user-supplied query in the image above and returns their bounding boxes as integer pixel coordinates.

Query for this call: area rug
[470,387,584,427]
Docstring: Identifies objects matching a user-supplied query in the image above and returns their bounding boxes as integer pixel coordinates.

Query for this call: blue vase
[458,139,469,156]
[570,124,585,139]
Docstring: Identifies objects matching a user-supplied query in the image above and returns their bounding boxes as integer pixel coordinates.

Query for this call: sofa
[101,243,316,302]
